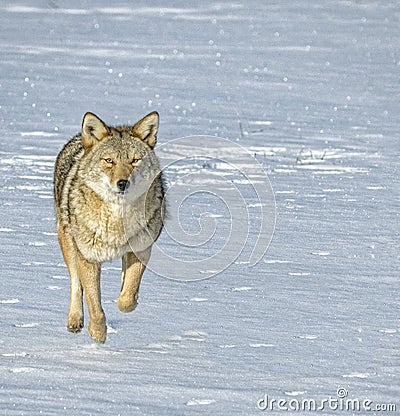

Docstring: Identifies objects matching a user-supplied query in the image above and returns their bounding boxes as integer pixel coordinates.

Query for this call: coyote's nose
[117,179,130,192]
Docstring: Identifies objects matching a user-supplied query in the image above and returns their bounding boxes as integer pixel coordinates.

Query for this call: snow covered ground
[0,1,399,415]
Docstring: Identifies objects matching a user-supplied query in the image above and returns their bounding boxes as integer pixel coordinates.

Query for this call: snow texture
[0,1,399,415]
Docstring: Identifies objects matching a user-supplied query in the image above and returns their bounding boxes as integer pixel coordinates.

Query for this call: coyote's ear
[132,111,159,149]
[81,112,110,149]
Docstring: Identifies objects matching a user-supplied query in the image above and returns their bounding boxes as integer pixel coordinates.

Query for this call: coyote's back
[54,136,84,209]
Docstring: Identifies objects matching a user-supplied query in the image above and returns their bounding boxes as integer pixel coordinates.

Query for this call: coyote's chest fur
[74,196,128,262]
[70,189,153,263]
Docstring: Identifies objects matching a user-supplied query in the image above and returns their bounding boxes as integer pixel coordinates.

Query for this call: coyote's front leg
[76,254,106,343]
[57,224,84,334]
[118,249,151,313]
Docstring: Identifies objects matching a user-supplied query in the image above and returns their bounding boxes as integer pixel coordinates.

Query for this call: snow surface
[0,1,399,415]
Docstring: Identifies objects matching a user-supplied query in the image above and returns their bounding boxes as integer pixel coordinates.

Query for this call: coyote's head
[79,112,161,203]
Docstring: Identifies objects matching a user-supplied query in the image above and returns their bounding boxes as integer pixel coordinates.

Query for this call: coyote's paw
[67,315,84,333]
[88,321,107,343]
[117,294,138,313]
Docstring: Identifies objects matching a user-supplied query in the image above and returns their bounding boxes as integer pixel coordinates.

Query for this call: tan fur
[54,112,165,343]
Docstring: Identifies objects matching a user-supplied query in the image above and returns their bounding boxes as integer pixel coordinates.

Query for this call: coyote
[54,112,165,343]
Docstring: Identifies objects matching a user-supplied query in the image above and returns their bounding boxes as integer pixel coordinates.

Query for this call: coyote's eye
[131,158,141,165]
[104,158,113,164]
